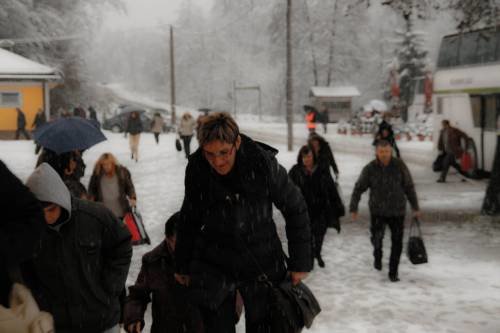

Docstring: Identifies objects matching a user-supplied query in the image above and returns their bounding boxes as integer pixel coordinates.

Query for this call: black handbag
[432,153,445,172]
[241,239,321,331]
[407,218,428,265]
[175,138,182,151]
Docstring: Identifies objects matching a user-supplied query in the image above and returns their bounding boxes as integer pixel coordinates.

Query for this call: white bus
[433,27,500,175]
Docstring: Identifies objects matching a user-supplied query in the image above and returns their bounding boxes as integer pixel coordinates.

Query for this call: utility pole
[286,0,294,151]
[170,25,177,125]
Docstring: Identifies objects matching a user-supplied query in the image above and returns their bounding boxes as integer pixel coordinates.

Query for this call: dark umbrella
[33,117,107,154]
[198,108,212,116]
[303,105,317,113]
[120,105,146,115]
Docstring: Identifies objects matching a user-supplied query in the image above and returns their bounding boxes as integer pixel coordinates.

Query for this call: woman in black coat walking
[289,145,337,268]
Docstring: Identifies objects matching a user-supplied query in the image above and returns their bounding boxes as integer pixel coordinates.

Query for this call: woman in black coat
[308,133,339,177]
[289,145,336,268]
[307,134,344,229]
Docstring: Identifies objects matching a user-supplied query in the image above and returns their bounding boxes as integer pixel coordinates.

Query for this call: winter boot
[317,254,325,268]
[374,257,382,271]
[388,272,400,282]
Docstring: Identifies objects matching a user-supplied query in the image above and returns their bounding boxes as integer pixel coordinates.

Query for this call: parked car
[103,109,151,133]
[103,106,175,133]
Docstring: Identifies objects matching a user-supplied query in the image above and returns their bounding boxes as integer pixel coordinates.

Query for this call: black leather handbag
[407,218,428,265]
[175,138,182,151]
[432,153,445,172]
[241,239,321,332]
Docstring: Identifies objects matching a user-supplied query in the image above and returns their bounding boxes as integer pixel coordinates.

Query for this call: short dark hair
[165,212,180,237]
[375,139,391,148]
[197,112,239,147]
[442,119,450,126]
[297,145,316,165]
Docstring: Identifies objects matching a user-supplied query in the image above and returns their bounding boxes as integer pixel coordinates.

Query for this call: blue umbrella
[33,116,107,154]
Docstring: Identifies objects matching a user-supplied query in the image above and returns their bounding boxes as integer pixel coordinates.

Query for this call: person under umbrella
[126,112,143,162]
[33,116,107,198]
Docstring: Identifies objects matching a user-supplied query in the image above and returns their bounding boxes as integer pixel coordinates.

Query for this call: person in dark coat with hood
[175,112,312,332]
[15,108,31,140]
[124,212,204,333]
[25,163,132,333]
[289,145,339,268]
[0,160,44,307]
[350,140,420,282]
[372,117,400,158]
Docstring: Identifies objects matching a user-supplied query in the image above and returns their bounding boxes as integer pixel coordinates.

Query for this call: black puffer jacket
[289,164,341,232]
[0,161,44,307]
[175,135,312,284]
[30,199,132,333]
[350,157,419,217]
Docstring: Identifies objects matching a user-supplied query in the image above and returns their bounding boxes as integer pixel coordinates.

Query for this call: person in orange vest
[304,105,317,134]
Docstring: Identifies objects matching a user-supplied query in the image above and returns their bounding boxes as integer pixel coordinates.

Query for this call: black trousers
[370,216,404,275]
[200,277,284,333]
[440,152,462,180]
[181,135,193,158]
[153,132,160,144]
[311,215,327,258]
[15,128,30,140]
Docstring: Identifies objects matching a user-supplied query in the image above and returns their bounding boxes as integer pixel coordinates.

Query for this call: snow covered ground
[1,128,499,333]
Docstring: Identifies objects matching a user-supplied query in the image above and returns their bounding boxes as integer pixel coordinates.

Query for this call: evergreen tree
[389,13,429,121]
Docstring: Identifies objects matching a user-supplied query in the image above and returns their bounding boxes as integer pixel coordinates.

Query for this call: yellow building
[0,48,60,134]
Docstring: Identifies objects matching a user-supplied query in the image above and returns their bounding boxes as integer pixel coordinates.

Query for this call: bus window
[437,35,459,68]
[476,31,496,63]
[459,31,480,65]
[470,96,482,128]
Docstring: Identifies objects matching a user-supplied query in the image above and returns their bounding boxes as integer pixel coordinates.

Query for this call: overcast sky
[103,0,214,30]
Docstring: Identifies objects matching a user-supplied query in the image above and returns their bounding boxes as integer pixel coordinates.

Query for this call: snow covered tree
[388,13,429,121]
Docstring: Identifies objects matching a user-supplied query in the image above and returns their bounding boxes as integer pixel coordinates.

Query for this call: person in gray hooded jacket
[25,163,133,333]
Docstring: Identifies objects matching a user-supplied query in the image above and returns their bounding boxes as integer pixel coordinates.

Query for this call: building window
[0,92,21,107]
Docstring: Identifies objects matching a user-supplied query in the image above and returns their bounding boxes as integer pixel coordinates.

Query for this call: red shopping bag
[123,208,151,245]
[461,152,472,173]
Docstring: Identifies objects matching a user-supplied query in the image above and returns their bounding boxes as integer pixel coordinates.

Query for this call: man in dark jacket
[175,112,312,332]
[0,160,44,307]
[32,108,47,154]
[15,108,31,140]
[25,163,132,333]
[350,140,420,282]
[124,212,203,333]
[437,119,468,182]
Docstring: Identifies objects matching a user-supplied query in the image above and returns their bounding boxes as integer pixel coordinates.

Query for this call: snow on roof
[310,86,361,98]
[0,48,58,78]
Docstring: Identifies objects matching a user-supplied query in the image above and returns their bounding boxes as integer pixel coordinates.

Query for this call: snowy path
[1,131,499,332]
